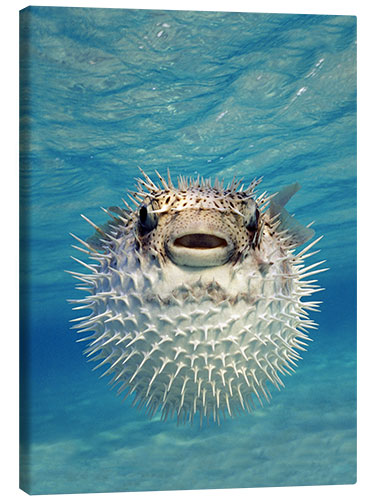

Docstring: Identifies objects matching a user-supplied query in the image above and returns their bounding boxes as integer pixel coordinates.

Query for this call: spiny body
[69,170,326,425]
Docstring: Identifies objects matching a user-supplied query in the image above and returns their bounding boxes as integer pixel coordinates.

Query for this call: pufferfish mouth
[174,233,228,250]
[167,231,234,268]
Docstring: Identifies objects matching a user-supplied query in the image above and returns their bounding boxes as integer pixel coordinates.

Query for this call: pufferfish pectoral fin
[86,207,131,251]
[108,206,130,217]
[270,183,315,247]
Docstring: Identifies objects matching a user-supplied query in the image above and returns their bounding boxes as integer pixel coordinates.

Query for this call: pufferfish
[68,170,326,426]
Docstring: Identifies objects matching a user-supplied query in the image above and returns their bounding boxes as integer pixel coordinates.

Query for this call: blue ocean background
[19,7,356,495]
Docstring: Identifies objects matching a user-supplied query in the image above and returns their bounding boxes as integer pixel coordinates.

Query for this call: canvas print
[19,6,357,495]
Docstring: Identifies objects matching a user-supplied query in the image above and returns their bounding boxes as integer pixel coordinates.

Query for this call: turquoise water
[19,7,356,495]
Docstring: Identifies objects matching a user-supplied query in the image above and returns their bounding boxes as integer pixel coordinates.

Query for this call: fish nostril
[174,234,227,249]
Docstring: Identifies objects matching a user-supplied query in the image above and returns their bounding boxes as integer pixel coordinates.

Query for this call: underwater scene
[19,7,356,495]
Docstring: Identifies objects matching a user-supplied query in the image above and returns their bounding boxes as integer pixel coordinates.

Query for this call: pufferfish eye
[138,204,158,235]
[243,200,259,232]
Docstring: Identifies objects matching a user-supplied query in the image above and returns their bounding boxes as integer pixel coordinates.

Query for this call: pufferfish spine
[68,170,327,426]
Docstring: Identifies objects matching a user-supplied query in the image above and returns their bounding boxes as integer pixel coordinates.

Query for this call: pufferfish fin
[86,207,131,250]
[269,183,315,247]
[108,206,130,217]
